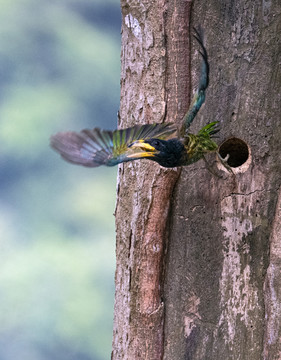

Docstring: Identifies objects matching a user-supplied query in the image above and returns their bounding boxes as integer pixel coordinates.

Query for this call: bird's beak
[127,140,157,158]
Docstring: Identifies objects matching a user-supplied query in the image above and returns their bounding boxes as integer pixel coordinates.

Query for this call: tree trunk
[112,1,281,359]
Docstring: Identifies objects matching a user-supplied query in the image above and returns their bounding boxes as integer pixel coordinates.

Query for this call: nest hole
[219,137,249,168]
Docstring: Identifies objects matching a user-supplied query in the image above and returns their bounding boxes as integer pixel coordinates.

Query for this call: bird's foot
[217,152,234,174]
[202,155,223,178]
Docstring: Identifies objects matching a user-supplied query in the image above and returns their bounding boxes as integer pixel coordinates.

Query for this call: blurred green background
[0,0,120,359]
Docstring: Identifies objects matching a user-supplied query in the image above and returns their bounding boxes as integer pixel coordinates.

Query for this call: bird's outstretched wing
[50,123,177,167]
[181,27,209,135]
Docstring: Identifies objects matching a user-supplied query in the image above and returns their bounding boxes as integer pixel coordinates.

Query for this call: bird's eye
[152,139,160,147]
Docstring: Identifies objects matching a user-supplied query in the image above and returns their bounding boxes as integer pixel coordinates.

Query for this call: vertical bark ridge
[112,0,193,359]
[264,186,281,359]
[163,1,281,359]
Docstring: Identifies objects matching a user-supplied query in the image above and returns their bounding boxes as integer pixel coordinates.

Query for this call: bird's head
[128,138,185,168]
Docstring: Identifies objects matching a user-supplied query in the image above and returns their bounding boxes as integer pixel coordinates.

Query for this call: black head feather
[143,138,186,168]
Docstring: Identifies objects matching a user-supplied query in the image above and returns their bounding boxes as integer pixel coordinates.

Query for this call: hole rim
[217,137,251,174]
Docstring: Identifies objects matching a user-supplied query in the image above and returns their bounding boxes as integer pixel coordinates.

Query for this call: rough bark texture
[112,0,191,358]
[164,1,281,359]
[113,0,281,359]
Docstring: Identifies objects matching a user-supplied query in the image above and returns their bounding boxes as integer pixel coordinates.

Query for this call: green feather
[50,123,177,167]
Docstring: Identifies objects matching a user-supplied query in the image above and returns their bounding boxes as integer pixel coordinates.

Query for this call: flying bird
[50,28,222,170]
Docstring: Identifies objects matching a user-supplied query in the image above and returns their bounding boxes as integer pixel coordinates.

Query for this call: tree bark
[112,0,281,359]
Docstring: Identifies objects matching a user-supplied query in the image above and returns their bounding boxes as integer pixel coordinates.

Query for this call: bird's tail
[181,27,209,134]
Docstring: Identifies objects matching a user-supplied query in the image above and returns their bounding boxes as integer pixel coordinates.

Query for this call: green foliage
[0,0,120,359]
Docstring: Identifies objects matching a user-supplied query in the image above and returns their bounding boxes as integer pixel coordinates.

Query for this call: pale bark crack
[221,188,266,202]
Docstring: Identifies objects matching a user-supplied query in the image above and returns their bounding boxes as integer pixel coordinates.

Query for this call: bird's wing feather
[50,123,177,167]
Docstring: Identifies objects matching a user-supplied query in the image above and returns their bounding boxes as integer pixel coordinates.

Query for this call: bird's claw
[217,152,234,174]
[202,155,223,178]
[202,153,235,178]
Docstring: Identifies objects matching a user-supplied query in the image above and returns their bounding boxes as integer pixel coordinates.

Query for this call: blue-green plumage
[50,123,177,167]
[50,28,219,170]
[181,27,209,134]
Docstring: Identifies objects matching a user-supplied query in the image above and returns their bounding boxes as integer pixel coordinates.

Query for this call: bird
[50,28,221,170]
